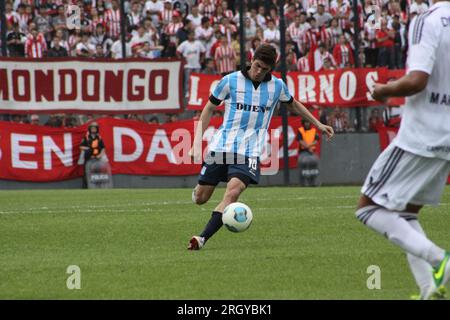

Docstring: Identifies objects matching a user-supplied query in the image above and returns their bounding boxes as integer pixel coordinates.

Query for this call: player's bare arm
[189,100,217,161]
[372,71,429,102]
[286,99,334,140]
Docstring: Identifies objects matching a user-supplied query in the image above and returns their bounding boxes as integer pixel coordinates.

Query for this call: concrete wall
[318,133,380,185]
[0,133,380,189]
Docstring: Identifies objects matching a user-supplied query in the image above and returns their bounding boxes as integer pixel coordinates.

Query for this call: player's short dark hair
[253,44,277,67]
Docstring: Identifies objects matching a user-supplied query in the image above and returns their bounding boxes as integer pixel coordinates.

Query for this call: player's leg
[359,195,437,297]
[197,154,258,241]
[188,176,248,250]
[355,146,450,298]
[192,183,216,205]
[188,153,226,250]
[199,177,247,240]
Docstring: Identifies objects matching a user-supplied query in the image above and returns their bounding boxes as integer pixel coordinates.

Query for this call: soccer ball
[222,202,253,233]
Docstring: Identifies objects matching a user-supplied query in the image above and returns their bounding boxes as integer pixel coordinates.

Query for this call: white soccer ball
[222,202,253,233]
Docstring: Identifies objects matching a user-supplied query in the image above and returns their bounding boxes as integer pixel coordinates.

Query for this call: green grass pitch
[0,186,449,299]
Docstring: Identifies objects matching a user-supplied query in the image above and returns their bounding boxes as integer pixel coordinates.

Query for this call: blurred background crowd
[2,0,416,131]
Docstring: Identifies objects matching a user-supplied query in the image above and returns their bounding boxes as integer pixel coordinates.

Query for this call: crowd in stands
[2,0,416,131]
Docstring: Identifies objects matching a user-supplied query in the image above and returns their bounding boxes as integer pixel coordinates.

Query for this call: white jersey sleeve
[407,14,441,75]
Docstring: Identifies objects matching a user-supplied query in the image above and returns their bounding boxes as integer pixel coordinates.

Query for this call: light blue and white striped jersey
[208,69,293,158]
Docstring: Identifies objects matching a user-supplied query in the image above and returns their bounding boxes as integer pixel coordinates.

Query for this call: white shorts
[361,143,450,211]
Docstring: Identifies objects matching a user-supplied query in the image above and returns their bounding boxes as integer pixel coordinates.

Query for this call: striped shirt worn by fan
[208,68,293,158]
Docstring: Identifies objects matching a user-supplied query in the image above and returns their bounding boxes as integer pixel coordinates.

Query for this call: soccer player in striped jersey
[356,0,450,299]
[187,44,334,250]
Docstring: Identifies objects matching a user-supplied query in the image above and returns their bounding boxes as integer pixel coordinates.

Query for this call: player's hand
[371,83,389,103]
[318,123,334,141]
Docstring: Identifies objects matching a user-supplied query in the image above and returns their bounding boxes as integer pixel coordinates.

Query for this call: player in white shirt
[356,0,450,300]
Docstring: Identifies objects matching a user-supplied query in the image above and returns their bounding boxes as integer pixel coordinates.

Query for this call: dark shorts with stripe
[198,152,261,187]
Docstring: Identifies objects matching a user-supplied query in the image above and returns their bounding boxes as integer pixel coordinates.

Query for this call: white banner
[0,58,183,113]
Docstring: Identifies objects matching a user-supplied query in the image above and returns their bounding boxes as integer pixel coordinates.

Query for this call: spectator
[30,114,40,125]
[363,17,378,67]
[149,116,160,124]
[127,1,143,30]
[214,34,236,76]
[322,56,336,70]
[80,122,106,189]
[63,114,78,128]
[317,42,337,71]
[230,33,242,69]
[6,23,26,57]
[328,107,351,133]
[51,5,67,37]
[376,19,395,69]
[76,32,95,58]
[368,108,384,132]
[186,5,203,28]
[90,7,106,35]
[93,44,107,58]
[314,4,332,28]
[303,17,321,51]
[91,23,113,57]
[45,114,63,127]
[111,34,132,59]
[177,31,206,95]
[297,119,320,187]
[47,36,68,57]
[263,19,280,51]
[15,4,30,34]
[244,17,257,40]
[53,29,70,52]
[165,113,178,123]
[333,34,354,68]
[25,28,47,58]
[10,114,24,123]
[176,18,195,44]
[391,15,405,69]
[104,0,122,39]
[34,5,52,44]
[297,47,311,72]
[409,0,428,16]
[145,0,164,27]
[198,0,216,19]
[202,58,218,75]
[195,16,215,58]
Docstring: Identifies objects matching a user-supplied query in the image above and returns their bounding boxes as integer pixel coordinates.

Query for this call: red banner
[188,68,393,109]
[0,57,183,114]
[377,125,399,151]
[386,69,406,106]
[0,117,303,182]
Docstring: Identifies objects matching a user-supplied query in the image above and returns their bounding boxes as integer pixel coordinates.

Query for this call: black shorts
[198,152,261,187]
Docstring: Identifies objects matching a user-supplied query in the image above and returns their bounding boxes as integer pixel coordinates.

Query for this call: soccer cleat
[433,252,450,288]
[421,252,450,300]
[411,285,447,300]
[187,236,205,250]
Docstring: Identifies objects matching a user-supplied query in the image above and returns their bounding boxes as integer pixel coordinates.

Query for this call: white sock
[356,206,445,268]
[400,213,434,297]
